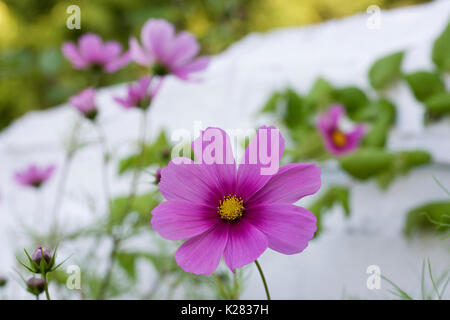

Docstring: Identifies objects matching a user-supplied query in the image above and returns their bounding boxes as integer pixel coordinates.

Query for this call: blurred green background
[0,0,431,131]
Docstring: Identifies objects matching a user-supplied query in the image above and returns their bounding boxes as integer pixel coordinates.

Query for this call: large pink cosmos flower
[69,87,97,120]
[114,76,162,110]
[62,33,130,73]
[129,19,210,80]
[151,127,321,275]
[14,164,56,188]
[317,105,365,156]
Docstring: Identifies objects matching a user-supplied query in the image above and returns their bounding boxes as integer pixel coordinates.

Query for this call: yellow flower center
[217,195,244,221]
[331,129,347,147]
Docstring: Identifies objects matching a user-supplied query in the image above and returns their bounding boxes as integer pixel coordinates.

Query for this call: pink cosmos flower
[129,19,210,80]
[62,33,130,73]
[151,126,321,275]
[317,105,365,156]
[14,164,56,188]
[69,87,97,120]
[114,76,162,110]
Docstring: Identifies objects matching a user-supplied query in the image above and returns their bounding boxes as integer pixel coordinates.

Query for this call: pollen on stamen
[217,195,244,222]
[331,129,347,147]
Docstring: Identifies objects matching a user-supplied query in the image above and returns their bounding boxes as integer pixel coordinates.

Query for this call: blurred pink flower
[14,164,56,188]
[62,33,130,73]
[114,76,162,110]
[130,19,210,80]
[317,105,366,156]
[151,127,321,275]
[69,87,98,119]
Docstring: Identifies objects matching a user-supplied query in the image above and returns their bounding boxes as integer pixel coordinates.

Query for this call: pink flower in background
[114,76,162,110]
[317,105,365,156]
[14,165,56,188]
[69,87,98,120]
[151,126,321,275]
[130,19,210,80]
[62,33,130,73]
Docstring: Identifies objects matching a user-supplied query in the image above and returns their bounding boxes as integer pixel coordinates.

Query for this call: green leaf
[118,131,171,175]
[305,78,335,111]
[432,21,450,72]
[109,192,159,229]
[404,71,445,102]
[116,251,139,280]
[334,86,369,116]
[339,148,394,180]
[353,99,396,125]
[260,92,281,113]
[362,120,390,148]
[424,92,450,118]
[395,150,432,174]
[404,202,450,236]
[283,89,308,129]
[375,150,431,189]
[369,51,404,89]
[287,129,327,161]
[308,185,351,236]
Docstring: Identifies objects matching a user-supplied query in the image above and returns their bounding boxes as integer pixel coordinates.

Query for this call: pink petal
[43,165,56,180]
[105,50,131,73]
[345,124,366,149]
[247,163,321,205]
[102,41,122,61]
[151,200,220,241]
[237,126,285,201]
[175,222,229,275]
[79,33,104,62]
[223,219,268,272]
[141,19,175,62]
[114,97,133,109]
[173,56,210,80]
[129,37,153,66]
[246,203,317,254]
[158,158,225,206]
[61,42,88,69]
[192,127,237,197]
[167,31,200,67]
[318,104,344,132]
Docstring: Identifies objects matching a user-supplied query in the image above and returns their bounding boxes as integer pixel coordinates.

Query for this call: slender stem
[95,123,112,215]
[43,273,51,300]
[96,110,149,299]
[255,259,271,300]
[212,273,229,299]
[51,119,81,238]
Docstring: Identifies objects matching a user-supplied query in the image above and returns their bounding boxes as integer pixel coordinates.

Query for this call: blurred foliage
[118,131,171,175]
[257,19,450,237]
[404,202,450,237]
[0,0,432,131]
[369,51,404,90]
[308,185,350,236]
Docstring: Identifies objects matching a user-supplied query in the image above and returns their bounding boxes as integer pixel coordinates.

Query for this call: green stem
[96,110,149,299]
[51,119,81,238]
[95,123,112,215]
[43,273,51,300]
[255,259,271,300]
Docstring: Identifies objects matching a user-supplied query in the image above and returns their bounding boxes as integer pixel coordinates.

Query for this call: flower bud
[26,277,45,295]
[154,168,162,185]
[31,246,52,266]
[0,276,7,287]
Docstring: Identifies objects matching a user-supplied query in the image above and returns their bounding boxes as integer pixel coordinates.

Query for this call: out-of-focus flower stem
[51,119,82,239]
[97,109,149,299]
[95,124,112,216]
